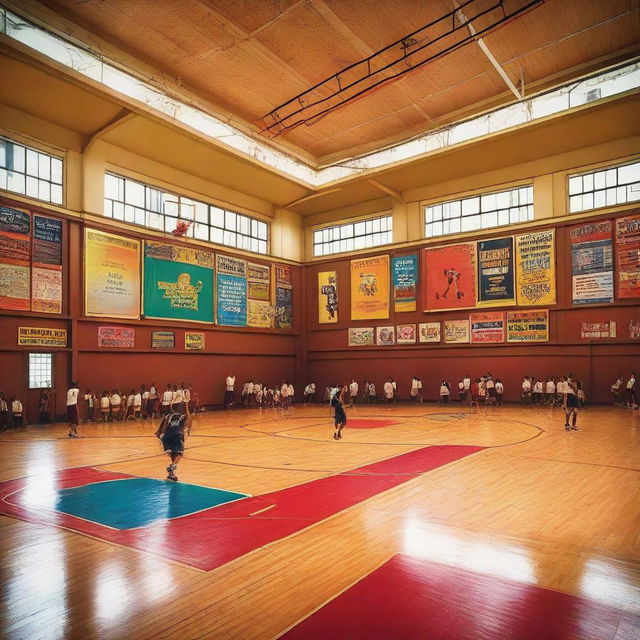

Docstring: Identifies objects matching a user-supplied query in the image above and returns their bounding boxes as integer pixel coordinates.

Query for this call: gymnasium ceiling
[19,0,640,163]
[0,0,639,214]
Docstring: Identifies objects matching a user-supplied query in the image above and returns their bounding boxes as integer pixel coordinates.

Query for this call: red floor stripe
[279,554,639,640]
[0,445,482,570]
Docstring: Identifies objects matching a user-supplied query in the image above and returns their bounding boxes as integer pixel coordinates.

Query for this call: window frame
[567,159,640,214]
[312,213,393,257]
[0,136,64,206]
[104,172,270,255]
[27,352,54,389]
[424,185,533,239]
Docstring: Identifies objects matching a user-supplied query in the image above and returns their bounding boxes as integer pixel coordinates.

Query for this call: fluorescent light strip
[2,6,639,188]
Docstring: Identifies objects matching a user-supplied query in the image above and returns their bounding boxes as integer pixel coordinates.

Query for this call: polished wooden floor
[1,402,639,639]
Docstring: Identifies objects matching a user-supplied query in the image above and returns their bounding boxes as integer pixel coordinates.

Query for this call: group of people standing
[224,374,296,409]
[611,373,638,409]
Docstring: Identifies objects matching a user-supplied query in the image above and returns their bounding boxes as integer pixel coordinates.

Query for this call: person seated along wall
[100,391,110,422]
[439,381,450,404]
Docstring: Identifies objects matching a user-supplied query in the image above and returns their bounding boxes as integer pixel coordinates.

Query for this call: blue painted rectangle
[216,272,247,326]
[54,477,248,529]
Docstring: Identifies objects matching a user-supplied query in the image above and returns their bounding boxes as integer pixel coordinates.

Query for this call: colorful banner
[0,205,30,311]
[351,254,390,320]
[506,309,549,342]
[616,215,640,299]
[274,286,293,329]
[444,319,470,344]
[275,263,292,286]
[0,263,30,311]
[248,299,274,328]
[392,255,417,312]
[396,324,416,344]
[477,236,515,306]
[18,327,67,347]
[85,229,140,319]
[151,331,175,349]
[470,311,505,344]
[581,322,616,339]
[97,326,135,348]
[630,320,640,340]
[418,322,441,343]
[318,271,338,323]
[570,221,614,305]
[217,273,247,326]
[247,262,271,301]
[31,267,62,314]
[33,215,62,265]
[185,332,205,350]
[376,326,395,346]
[348,327,374,346]
[422,243,476,311]
[217,254,247,277]
[515,230,556,306]
[144,241,214,323]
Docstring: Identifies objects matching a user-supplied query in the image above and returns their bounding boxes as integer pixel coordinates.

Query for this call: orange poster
[422,242,477,311]
[350,254,390,320]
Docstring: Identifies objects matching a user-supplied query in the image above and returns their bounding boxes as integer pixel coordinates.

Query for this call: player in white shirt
[225,373,236,409]
[110,390,121,421]
[532,379,543,405]
[183,386,191,414]
[463,375,472,405]
[134,390,142,419]
[349,380,359,406]
[368,382,376,403]
[11,396,23,428]
[626,372,637,408]
[495,380,504,406]
[173,386,184,413]
[545,378,556,406]
[162,385,173,416]
[521,377,532,404]
[67,381,80,438]
[280,381,290,408]
[383,379,394,404]
[287,383,294,405]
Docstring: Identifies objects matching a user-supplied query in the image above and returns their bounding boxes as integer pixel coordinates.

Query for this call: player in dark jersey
[331,384,347,440]
[155,412,191,481]
[564,381,580,431]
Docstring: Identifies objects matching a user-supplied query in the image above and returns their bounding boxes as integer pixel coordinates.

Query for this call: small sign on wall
[97,326,135,348]
[18,327,67,347]
[151,331,175,349]
[185,332,205,350]
[581,322,616,339]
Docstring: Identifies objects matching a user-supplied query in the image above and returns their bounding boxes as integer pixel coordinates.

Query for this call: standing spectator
[38,389,50,424]
[287,381,295,404]
[391,378,398,404]
[119,390,127,420]
[383,379,394,404]
[183,384,191,414]
[133,388,142,419]
[225,373,236,409]
[110,389,121,421]
[545,378,556,406]
[84,389,97,422]
[495,379,504,406]
[349,379,359,406]
[439,381,450,404]
[564,380,580,430]
[125,389,136,420]
[463,374,472,405]
[521,376,532,404]
[173,384,184,413]
[0,393,8,430]
[100,391,110,422]
[66,381,80,437]
[626,372,637,409]
[280,380,290,408]
[368,381,377,403]
[11,395,24,428]
[148,383,158,417]
[457,378,465,403]
[304,382,315,403]
[416,377,423,404]
[161,384,172,416]
[485,375,496,406]
[532,379,543,405]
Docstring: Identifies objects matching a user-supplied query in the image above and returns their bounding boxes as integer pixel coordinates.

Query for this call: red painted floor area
[279,554,639,640]
[345,419,398,429]
[0,445,482,570]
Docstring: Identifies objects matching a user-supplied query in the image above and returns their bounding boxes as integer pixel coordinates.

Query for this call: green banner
[143,241,214,323]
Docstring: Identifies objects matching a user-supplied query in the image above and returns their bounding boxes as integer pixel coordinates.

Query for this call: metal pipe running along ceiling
[257,0,543,138]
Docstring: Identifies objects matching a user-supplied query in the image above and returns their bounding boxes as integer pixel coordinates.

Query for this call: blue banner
[477,236,515,306]
[216,273,247,326]
[275,286,293,329]
[392,254,417,312]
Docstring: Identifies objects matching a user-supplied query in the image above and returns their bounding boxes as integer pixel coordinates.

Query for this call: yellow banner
[185,332,205,350]
[18,326,67,347]
[318,271,338,323]
[515,230,556,306]
[350,254,389,320]
[248,299,274,328]
[85,229,140,319]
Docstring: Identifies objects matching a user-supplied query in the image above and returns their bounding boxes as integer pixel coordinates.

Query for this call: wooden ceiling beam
[82,109,136,153]
[367,179,404,203]
[452,0,523,100]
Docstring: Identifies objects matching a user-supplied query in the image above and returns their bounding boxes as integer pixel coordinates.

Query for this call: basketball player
[331,383,347,440]
[564,380,580,431]
[67,381,80,438]
[155,411,191,481]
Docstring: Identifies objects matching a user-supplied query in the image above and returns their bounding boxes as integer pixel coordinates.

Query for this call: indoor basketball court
[0,0,639,638]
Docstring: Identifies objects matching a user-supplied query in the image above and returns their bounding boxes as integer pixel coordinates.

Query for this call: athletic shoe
[168,473,178,481]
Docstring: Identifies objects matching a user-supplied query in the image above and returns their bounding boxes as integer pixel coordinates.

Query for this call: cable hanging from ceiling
[257,0,543,138]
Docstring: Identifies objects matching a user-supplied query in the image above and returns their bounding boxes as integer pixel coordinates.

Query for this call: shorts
[488,388,497,397]
[566,394,579,409]
[162,433,184,454]
[334,407,347,426]
[67,404,79,424]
